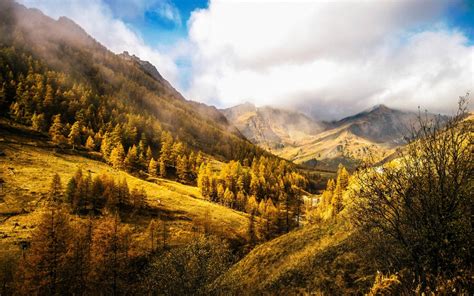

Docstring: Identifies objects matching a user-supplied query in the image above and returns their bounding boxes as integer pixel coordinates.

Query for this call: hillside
[0,120,250,252]
[222,103,326,150]
[0,0,261,162]
[211,220,374,295]
[223,103,442,170]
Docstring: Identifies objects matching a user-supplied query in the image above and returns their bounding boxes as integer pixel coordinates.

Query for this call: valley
[0,0,472,295]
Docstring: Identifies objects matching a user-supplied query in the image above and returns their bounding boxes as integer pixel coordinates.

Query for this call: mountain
[0,0,262,162]
[222,103,326,150]
[333,104,422,144]
[223,103,440,170]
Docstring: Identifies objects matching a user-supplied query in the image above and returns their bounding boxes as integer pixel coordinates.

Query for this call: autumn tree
[352,97,473,291]
[89,215,133,295]
[17,207,73,295]
[48,173,63,204]
[68,121,82,149]
[85,135,95,151]
[109,144,125,169]
[49,114,66,144]
[148,158,158,177]
[31,112,46,132]
[124,145,139,171]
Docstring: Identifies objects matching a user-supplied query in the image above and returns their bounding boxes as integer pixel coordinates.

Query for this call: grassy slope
[0,121,250,254]
[212,218,374,295]
[277,124,394,166]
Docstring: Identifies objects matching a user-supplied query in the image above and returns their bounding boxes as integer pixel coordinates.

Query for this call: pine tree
[68,121,82,149]
[18,207,73,295]
[49,114,66,144]
[336,164,349,190]
[31,112,46,132]
[159,131,173,166]
[109,144,125,169]
[176,155,188,182]
[245,195,258,214]
[85,135,95,151]
[90,215,131,295]
[223,188,235,208]
[197,163,210,197]
[236,191,247,211]
[48,173,63,204]
[159,157,167,178]
[124,145,139,171]
[258,199,266,216]
[332,182,344,216]
[145,146,153,163]
[171,142,184,165]
[148,158,158,177]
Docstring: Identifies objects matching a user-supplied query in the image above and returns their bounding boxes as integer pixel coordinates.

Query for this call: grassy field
[211,219,373,295]
[0,122,250,254]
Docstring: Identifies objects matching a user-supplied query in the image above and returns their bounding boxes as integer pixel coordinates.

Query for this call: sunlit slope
[0,124,250,249]
[278,123,395,167]
[211,221,373,295]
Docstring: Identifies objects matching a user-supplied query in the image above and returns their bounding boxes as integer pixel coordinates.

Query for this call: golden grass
[0,136,250,251]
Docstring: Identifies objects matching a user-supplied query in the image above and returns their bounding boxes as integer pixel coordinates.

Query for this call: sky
[18,0,474,119]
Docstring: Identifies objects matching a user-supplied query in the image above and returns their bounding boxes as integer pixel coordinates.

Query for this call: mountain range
[223,102,441,170]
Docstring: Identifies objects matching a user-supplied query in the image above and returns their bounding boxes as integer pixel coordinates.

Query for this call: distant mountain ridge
[221,103,326,150]
[223,103,443,170]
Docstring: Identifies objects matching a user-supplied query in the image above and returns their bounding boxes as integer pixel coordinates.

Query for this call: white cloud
[18,0,180,86]
[184,0,473,119]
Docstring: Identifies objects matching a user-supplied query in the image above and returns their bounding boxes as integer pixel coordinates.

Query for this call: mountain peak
[366,104,392,113]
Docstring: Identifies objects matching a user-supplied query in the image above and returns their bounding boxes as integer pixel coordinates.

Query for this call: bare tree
[352,95,473,290]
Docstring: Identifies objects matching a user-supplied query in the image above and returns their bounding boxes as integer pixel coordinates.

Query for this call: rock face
[222,103,326,150]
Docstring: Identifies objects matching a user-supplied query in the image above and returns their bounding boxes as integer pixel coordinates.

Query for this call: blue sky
[104,0,208,47]
[18,0,474,119]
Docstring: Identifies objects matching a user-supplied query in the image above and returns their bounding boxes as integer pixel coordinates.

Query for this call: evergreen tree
[109,144,125,169]
[159,157,167,178]
[223,188,235,208]
[85,135,95,151]
[148,158,158,177]
[332,182,344,216]
[245,195,258,214]
[48,173,62,204]
[68,121,82,149]
[31,112,46,132]
[17,207,73,295]
[124,145,139,171]
[176,155,188,182]
[49,114,66,144]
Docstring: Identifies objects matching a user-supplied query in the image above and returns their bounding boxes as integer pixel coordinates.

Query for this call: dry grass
[0,129,250,252]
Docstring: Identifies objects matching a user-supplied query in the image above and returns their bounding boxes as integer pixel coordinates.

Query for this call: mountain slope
[222,103,326,150]
[334,104,422,144]
[0,0,261,162]
[211,221,373,295]
[223,103,442,170]
[0,119,250,250]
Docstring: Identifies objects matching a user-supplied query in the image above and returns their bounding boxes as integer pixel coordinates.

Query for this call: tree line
[198,156,308,238]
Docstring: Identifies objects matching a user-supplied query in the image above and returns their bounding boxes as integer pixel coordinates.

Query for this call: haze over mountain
[221,102,326,150]
[223,103,442,170]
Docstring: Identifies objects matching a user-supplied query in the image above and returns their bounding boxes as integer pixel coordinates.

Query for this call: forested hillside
[0,0,261,164]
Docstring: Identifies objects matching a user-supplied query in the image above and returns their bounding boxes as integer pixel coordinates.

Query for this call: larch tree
[17,207,73,295]
[85,135,95,151]
[49,114,66,144]
[148,158,158,177]
[68,121,82,149]
[48,173,63,204]
[109,144,125,169]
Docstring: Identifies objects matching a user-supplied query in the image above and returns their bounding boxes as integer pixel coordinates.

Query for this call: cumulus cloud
[18,0,180,86]
[184,0,473,119]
